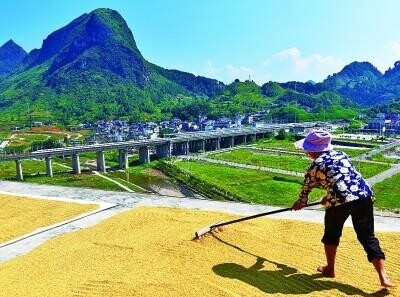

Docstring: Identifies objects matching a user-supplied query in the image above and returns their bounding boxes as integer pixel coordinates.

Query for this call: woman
[292,130,393,288]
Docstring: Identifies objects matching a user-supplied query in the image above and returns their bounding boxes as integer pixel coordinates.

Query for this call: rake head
[194,221,224,240]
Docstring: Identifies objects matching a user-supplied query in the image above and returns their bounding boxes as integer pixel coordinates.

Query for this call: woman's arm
[292,165,317,210]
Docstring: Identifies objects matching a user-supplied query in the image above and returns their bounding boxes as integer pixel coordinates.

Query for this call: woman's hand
[320,195,329,207]
[292,200,304,211]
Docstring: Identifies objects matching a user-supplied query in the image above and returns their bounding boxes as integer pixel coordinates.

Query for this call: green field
[0,159,127,192]
[352,160,390,178]
[372,172,400,210]
[254,138,298,151]
[109,160,164,192]
[366,152,399,164]
[210,149,389,178]
[0,160,68,179]
[23,172,124,191]
[176,160,324,207]
[253,138,371,157]
[175,160,398,210]
[0,153,162,192]
[52,150,128,169]
[0,132,11,140]
[13,133,50,142]
[211,149,310,172]
[338,147,369,158]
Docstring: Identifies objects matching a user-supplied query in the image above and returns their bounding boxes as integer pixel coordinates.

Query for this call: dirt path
[92,171,135,193]
[366,164,400,186]
[354,139,400,161]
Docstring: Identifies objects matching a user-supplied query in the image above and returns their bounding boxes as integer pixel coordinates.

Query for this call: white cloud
[203,60,269,84]
[263,47,345,82]
[269,47,308,72]
[390,41,400,56]
[225,64,254,80]
[205,60,220,77]
[369,41,400,72]
[201,48,345,84]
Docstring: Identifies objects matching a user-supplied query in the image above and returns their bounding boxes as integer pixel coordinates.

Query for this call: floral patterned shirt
[297,150,373,207]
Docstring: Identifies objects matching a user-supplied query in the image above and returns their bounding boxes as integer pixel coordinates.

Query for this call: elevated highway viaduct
[0,126,276,180]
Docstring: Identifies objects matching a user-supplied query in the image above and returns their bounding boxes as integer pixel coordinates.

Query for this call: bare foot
[380,275,394,288]
[317,266,335,278]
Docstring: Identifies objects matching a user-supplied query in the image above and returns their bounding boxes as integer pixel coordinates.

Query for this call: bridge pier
[182,141,189,155]
[96,151,106,172]
[190,140,202,153]
[118,149,129,169]
[139,146,150,163]
[174,142,188,155]
[247,134,256,143]
[156,143,171,158]
[194,139,204,153]
[241,135,247,145]
[188,141,195,153]
[229,136,234,148]
[215,138,221,150]
[45,157,53,177]
[205,139,213,151]
[15,160,23,181]
[221,136,234,148]
[172,143,178,156]
[72,154,81,174]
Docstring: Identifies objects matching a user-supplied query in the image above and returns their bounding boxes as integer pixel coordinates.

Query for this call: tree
[275,129,287,140]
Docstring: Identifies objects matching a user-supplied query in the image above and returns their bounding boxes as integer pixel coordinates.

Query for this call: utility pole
[27,103,32,130]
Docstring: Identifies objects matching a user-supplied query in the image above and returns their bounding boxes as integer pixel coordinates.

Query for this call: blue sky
[1,0,400,84]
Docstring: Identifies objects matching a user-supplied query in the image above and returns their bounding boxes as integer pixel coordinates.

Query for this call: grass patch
[210,149,310,172]
[125,159,161,176]
[366,152,399,164]
[338,147,369,158]
[209,149,389,178]
[175,160,323,207]
[107,174,146,192]
[54,151,125,169]
[23,172,125,191]
[0,160,68,180]
[0,159,126,191]
[254,138,298,151]
[12,133,50,142]
[115,160,167,191]
[0,156,160,192]
[352,161,390,179]
[372,172,400,210]
[0,132,11,140]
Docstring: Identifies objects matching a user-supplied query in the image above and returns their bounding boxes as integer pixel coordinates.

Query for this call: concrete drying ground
[0,207,398,297]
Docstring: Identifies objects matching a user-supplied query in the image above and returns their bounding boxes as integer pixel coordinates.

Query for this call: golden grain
[0,207,398,296]
[0,194,98,243]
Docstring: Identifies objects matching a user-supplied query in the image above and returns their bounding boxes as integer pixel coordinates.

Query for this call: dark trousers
[322,198,385,262]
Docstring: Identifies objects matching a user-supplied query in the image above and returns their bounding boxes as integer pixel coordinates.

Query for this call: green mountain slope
[0,40,27,80]
[0,8,224,124]
[0,8,370,124]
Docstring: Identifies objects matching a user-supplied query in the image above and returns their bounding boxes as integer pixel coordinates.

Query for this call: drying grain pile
[0,207,398,296]
[0,194,97,243]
